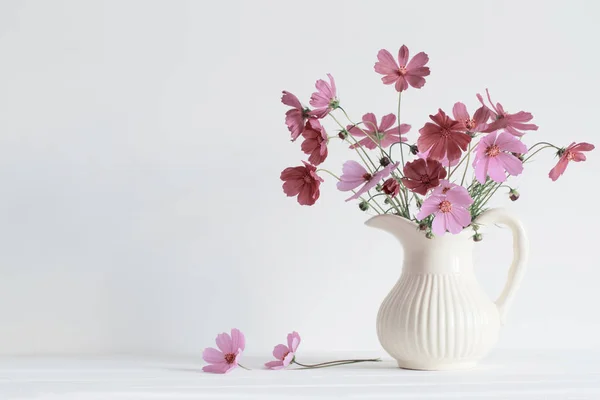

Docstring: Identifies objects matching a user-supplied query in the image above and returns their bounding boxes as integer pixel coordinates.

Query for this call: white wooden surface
[1,350,599,399]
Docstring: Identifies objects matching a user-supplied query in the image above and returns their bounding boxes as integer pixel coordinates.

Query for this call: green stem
[329,113,378,171]
[523,145,554,163]
[397,92,404,167]
[292,358,381,369]
[238,363,251,370]
[316,169,341,180]
[460,142,473,186]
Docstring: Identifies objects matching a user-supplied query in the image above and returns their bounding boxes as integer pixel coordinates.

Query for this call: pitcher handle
[474,208,529,325]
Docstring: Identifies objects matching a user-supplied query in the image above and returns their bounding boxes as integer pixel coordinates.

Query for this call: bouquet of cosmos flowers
[279,45,594,238]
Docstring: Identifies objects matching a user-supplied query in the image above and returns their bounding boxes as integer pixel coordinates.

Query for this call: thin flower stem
[329,113,378,171]
[522,145,554,163]
[316,169,341,180]
[527,141,560,152]
[460,142,473,186]
[397,92,405,167]
[292,358,381,369]
[238,364,251,370]
[338,107,390,158]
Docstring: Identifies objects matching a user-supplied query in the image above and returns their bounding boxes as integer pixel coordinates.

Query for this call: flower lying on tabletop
[278,44,594,238]
[418,109,471,163]
[374,45,430,92]
[280,161,323,206]
[473,131,528,183]
[477,89,538,137]
[202,328,246,374]
[549,142,595,181]
[301,119,328,165]
[337,161,399,201]
[417,185,474,235]
[281,91,310,141]
[309,74,338,118]
[265,331,381,370]
[347,113,410,149]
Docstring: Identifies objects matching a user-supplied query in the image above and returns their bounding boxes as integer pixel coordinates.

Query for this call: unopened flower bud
[511,152,524,161]
[358,201,369,211]
[338,130,348,140]
[473,233,483,242]
[416,198,423,208]
[418,223,428,231]
[380,156,391,167]
[509,189,520,201]
[425,231,434,239]
[375,184,383,192]
[410,145,419,155]
[382,178,400,197]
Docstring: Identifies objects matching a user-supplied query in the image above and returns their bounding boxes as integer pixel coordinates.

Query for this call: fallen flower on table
[265,331,381,370]
[202,328,249,374]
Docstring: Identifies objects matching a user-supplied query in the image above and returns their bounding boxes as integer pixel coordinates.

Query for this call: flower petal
[203,363,234,374]
[452,102,469,122]
[378,114,396,132]
[273,344,289,360]
[398,45,409,66]
[265,360,286,370]
[230,328,245,352]
[549,156,569,181]
[375,49,398,73]
[362,113,378,132]
[202,347,224,364]
[281,91,302,109]
[407,52,429,70]
[215,332,233,354]
[431,212,446,236]
[497,153,524,176]
[287,332,301,353]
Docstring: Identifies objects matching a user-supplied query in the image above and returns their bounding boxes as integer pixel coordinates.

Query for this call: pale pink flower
[202,328,245,374]
[265,331,301,370]
[337,161,399,202]
[281,91,309,141]
[452,102,490,133]
[309,74,338,118]
[432,179,458,196]
[280,161,324,206]
[374,45,430,92]
[417,186,473,236]
[418,109,471,162]
[549,142,595,181]
[301,119,328,166]
[347,113,410,149]
[477,89,538,136]
[473,131,528,183]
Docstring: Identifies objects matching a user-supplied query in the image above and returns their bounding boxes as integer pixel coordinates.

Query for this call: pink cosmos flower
[202,328,245,374]
[347,113,410,149]
[452,102,490,133]
[417,185,474,236]
[401,158,447,196]
[477,89,538,136]
[280,161,324,206]
[418,109,471,162]
[309,74,338,118]
[337,161,399,202]
[382,178,400,197]
[374,45,430,92]
[301,119,328,166]
[549,142,595,181]
[432,179,458,196]
[473,131,528,183]
[265,331,301,370]
[417,148,459,168]
[281,91,310,141]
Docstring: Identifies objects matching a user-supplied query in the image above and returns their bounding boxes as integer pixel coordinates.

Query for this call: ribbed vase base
[396,360,477,371]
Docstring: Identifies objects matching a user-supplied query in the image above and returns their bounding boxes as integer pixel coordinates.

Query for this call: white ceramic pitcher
[366,208,528,370]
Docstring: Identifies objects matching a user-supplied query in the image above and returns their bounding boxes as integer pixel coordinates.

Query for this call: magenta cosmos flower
[337,161,399,201]
[265,331,301,370]
[281,91,310,141]
[309,74,338,118]
[477,89,538,137]
[280,161,324,206]
[549,142,595,181]
[401,158,447,196]
[418,109,471,162]
[202,328,245,374]
[473,131,528,183]
[374,45,430,92]
[301,119,328,166]
[452,102,490,133]
[348,113,410,149]
[417,185,473,236]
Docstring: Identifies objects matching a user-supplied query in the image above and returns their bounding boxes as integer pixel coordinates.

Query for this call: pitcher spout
[365,214,423,249]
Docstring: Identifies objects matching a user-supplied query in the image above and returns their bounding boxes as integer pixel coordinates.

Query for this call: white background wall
[0,0,598,356]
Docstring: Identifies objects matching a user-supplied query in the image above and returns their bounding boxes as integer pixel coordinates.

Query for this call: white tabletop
[1,350,599,399]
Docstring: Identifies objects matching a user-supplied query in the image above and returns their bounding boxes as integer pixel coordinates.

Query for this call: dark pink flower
[452,102,490,133]
[347,113,410,149]
[477,89,538,136]
[309,74,338,118]
[417,186,473,236]
[401,158,447,196]
[473,131,528,183]
[549,142,595,181]
[382,178,400,197]
[301,119,328,166]
[280,161,324,206]
[265,331,301,370]
[417,109,471,162]
[202,328,245,374]
[374,45,430,92]
[281,91,310,141]
[337,161,399,201]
